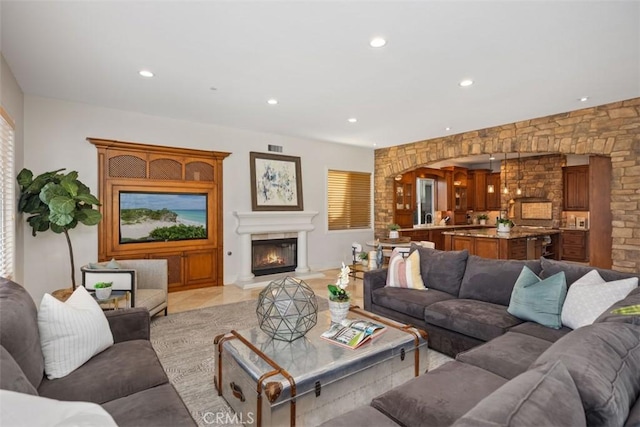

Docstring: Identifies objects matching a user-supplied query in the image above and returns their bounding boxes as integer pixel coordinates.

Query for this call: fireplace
[252,238,298,276]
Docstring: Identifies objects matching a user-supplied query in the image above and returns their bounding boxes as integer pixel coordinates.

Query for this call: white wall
[1,54,25,284]
[22,95,374,303]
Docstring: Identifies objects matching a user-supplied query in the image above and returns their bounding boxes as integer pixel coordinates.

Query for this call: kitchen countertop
[400,224,495,231]
[442,226,562,239]
[559,227,589,231]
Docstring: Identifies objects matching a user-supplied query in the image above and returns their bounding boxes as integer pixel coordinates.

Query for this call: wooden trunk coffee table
[214,307,428,427]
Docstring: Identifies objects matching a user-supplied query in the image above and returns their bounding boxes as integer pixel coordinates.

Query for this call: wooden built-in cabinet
[486,173,501,210]
[563,165,589,211]
[394,179,414,228]
[399,228,447,250]
[467,169,490,211]
[562,230,589,263]
[88,138,230,292]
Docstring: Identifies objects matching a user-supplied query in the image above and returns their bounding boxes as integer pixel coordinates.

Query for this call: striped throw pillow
[38,286,114,379]
[386,248,425,289]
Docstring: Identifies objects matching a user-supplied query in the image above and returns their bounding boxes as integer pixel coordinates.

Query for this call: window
[327,169,371,231]
[0,107,15,279]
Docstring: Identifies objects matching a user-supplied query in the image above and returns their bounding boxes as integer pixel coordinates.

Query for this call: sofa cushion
[531,322,640,426]
[0,278,45,389]
[596,287,640,326]
[102,383,195,427]
[540,257,639,286]
[38,286,114,379]
[507,267,567,329]
[456,332,552,380]
[561,270,637,329]
[412,247,469,296]
[1,389,118,427]
[452,360,586,427]
[372,287,456,320]
[386,248,425,289]
[626,398,640,427]
[458,256,542,306]
[371,361,507,427]
[508,322,572,343]
[424,299,523,343]
[0,346,38,395]
[38,340,168,404]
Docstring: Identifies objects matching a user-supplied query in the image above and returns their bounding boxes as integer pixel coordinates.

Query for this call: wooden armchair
[81,259,168,317]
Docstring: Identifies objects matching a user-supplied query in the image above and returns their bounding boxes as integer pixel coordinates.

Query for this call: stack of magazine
[320,319,386,349]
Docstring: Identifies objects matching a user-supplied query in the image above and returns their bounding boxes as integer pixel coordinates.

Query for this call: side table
[92,290,130,310]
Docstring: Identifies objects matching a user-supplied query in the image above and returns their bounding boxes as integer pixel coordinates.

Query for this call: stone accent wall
[374,98,640,273]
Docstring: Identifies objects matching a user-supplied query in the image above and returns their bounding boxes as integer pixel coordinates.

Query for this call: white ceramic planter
[95,287,112,300]
[389,230,400,239]
[328,300,350,324]
[497,224,511,233]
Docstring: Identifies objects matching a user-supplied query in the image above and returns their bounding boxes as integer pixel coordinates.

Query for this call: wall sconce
[395,174,402,181]
[487,154,495,193]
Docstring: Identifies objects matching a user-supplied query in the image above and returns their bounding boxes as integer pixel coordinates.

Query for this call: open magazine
[320,319,386,349]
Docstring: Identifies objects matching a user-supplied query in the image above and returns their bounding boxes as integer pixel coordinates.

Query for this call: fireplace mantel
[234,211,318,282]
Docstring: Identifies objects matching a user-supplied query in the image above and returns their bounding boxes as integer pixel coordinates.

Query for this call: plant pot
[389,230,400,239]
[95,287,112,300]
[361,259,368,267]
[479,219,487,225]
[328,300,350,324]
[497,224,511,233]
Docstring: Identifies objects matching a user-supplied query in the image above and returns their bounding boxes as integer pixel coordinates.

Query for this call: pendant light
[487,154,495,193]
[516,153,522,196]
[502,153,509,195]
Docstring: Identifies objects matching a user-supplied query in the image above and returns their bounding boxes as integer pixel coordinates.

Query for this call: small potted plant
[497,218,514,233]
[477,214,489,225]
[388,223,401,239]
[94,282,113,300]
[358,251,369,267]
[328,263,351,323]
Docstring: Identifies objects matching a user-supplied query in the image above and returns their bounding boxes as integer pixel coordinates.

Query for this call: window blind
[327,169,371,231]
[0,107,15,279]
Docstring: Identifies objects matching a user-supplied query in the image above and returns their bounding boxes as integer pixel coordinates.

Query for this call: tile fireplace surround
[233,211,320,288]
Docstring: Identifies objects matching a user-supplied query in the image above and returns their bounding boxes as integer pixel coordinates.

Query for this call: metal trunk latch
[315,381,321,397]
[401,348,406,361]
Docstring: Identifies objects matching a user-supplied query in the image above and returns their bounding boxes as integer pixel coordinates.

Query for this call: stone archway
[374,98,640,273]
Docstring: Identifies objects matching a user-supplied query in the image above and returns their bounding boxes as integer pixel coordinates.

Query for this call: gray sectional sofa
[328,246,640,426]
[0,277,195,426]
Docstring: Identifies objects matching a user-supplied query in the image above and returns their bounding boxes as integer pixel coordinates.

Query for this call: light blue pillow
[508,266,567,329]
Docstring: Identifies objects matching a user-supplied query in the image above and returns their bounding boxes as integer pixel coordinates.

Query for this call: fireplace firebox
[251,238,298,276]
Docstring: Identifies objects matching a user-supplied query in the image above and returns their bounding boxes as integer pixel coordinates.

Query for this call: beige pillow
[38,286,114,379]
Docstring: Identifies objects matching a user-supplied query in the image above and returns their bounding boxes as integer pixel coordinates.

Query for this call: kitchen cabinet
[563,165,589,211]
[467,169,490,211]
[442,166,468,224]
[394,180,414,228]
[486,172,501,210]
[561,230,589,262]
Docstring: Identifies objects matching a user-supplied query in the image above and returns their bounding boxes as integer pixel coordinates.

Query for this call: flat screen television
[119,191,208,244]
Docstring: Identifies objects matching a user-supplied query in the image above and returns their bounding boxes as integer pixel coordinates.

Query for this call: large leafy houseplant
[17,168,102,289]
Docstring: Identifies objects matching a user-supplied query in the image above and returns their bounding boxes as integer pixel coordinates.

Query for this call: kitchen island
[443,227,562,260]
[399,224,493,250]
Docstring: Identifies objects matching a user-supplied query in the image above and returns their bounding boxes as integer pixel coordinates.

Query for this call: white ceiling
[2,1,639,149]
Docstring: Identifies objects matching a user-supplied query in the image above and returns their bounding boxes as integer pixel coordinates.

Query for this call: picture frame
[250,152,303,211]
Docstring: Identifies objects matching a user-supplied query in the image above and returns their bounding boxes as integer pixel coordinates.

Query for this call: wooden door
[563,165,589,211]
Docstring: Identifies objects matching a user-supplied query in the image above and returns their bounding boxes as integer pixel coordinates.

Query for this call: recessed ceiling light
[139,70,154,78]
[579,96,589,102]
[348,118,357,123]
[373,143,377,147]
[267,99,278,105]
[445,127,451,131]
[370,37,387,48]
[459,79,474,87]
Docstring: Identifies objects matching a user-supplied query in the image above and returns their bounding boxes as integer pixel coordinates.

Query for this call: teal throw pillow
[508,266,567,329]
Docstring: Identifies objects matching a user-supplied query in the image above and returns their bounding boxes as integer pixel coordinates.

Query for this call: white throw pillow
[38,286,114,379]
[0,390,117,427]
[561,270,638,330]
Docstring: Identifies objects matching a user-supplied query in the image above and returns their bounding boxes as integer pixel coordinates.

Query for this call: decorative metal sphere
[256,277,318,342]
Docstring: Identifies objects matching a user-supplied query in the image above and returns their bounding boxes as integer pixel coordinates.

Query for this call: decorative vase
[328,300,350,324]
[389,230,400,239]
[95,286,112,300]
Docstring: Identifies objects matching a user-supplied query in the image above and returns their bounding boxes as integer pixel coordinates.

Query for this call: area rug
[150,299,452,426]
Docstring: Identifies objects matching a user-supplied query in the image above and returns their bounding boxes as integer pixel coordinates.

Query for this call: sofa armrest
[105,307,150,343]
[363,269,388,311]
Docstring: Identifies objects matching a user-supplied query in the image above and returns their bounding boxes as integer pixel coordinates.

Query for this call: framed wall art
[250,152,303,211]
